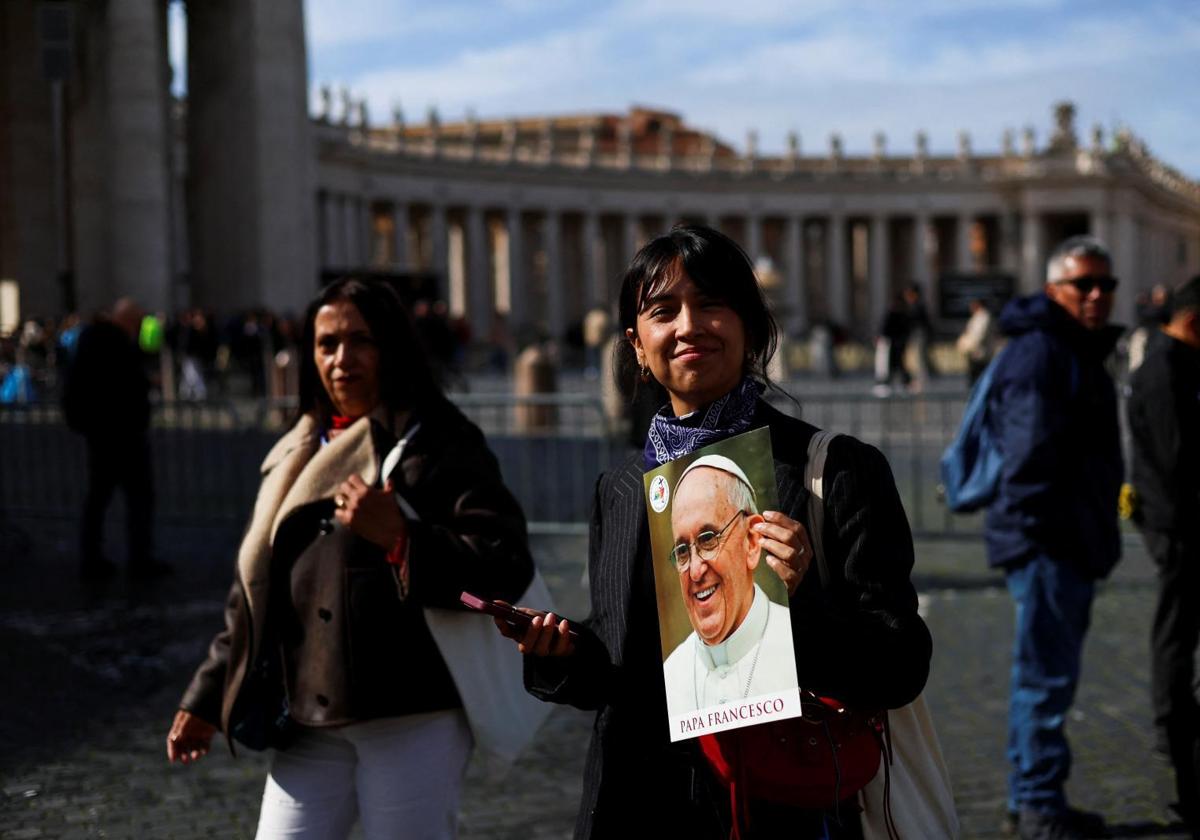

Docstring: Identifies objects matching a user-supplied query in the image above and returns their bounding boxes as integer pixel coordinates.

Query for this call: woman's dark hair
[615,224,779,397]
[297,276,442,422]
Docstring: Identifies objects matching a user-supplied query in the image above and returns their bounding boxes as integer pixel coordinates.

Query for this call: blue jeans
[1005,554,1095,813]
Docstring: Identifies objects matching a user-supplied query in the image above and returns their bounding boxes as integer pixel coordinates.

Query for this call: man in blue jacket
[988,236,1124,840]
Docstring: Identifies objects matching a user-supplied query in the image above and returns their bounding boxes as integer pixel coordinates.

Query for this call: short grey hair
[1046,235,1112,283]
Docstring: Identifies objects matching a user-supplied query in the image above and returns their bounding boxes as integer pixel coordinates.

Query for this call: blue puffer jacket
[984,293,1124,579]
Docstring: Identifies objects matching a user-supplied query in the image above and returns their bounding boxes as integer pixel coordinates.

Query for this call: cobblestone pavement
[0,518,1187,839]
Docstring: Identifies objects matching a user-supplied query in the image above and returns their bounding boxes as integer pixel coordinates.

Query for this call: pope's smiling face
[670,467,763,645]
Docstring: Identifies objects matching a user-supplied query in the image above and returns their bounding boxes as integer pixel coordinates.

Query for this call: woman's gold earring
[639,364,652,382]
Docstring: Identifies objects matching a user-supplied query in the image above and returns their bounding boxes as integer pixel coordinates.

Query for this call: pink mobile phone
[459,591,578,638]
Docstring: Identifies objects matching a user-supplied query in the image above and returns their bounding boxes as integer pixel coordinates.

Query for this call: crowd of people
[0,302,477,405]
[2,226,1197,839]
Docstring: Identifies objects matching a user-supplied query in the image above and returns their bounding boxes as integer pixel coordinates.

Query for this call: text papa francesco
[679,697,787,735]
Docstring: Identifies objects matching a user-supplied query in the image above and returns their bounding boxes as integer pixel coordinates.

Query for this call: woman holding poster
[499,226,933,839]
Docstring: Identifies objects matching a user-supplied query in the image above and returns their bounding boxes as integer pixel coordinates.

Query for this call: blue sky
[176,1,1200,177]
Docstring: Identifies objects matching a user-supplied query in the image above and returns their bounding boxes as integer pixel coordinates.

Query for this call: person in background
[1127,275,1200,836]
[985,236,1123,840]
[955,298,998,387]
[62,298,165,581]
[178,308,217,401]
[1129,284,1172,373]
[876,292,912,394]
[903,283,936,388]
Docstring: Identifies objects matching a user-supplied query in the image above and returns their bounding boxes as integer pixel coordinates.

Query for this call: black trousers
[81,434,153,569]
[1144,528,1200,822]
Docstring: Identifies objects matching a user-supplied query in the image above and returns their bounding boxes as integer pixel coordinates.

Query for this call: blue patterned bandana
[643,377,764,469]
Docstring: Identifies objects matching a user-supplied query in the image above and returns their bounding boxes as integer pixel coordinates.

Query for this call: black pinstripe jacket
[527,402,932,839]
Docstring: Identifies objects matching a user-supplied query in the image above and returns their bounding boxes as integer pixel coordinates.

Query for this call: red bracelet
[386,532,410,600]
[385,533,407,565]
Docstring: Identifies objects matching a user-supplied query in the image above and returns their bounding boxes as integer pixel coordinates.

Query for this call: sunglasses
[1057,274,1119,294]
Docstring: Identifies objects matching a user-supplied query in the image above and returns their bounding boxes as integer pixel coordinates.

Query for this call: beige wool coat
[180,399,534,742]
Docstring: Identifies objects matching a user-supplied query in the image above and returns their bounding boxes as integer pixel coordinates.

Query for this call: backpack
[939,347,1009,513]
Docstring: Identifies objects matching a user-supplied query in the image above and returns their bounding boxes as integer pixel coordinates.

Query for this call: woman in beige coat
[166,277,533,839]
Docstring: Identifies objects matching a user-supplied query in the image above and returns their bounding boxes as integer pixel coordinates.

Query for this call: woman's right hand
[493,604,576,657]
[166,709,216,764]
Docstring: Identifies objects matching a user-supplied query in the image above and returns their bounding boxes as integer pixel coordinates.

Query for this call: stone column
[1021,208,1045,293]
[543,210,565,341]
[360,199,374,266]
[108,0,171,311]
[447,215,466,318]
[746,213,762,263]
[1112,207,1138,325]
[784,215,806,335]
[506,207,527,330]
[623,214,640,265]
[391,202,409,269]
[321,194,338,268]
[827,213,849,326]
[466,206,491,339]
[1089,209,1111,250]
[343,197,361,268]
[582,210,604,309]
[912,211,932,290]
[317,192,335,268]
[869,215,890,331]
[430,202,449,277]
[187,0,314,313]
[957,212,974,271]
[999,210,1020,273]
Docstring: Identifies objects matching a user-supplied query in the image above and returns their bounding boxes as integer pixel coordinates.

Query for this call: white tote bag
[858,694,960,839]
[383,429,554,766]
[424,570,556,766]
[805,431,959,839]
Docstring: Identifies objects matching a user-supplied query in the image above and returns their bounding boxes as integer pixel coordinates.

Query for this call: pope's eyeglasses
[670,509,748,572]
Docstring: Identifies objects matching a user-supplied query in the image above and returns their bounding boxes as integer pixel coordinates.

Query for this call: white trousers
[255,710,473,840]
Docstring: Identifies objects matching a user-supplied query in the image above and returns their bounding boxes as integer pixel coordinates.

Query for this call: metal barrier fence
[0,390,979,538]
[766,391,983,538]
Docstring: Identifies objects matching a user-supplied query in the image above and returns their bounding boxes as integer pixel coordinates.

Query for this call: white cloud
[301,0,1200,176]
[350,28,613,118]
[687,6,1199,90]
[303,0,469,48]
[610,0,1058,27]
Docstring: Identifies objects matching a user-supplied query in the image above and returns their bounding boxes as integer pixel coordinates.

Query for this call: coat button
[316,694,329,707]
[318,608,332,622]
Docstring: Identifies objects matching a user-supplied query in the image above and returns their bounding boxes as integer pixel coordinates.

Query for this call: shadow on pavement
[1104,819,1191,838]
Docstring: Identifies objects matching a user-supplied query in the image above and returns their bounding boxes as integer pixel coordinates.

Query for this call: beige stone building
[3,0,1198,344]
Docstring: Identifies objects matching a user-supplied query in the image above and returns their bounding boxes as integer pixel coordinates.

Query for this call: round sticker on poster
[649,475,670,513]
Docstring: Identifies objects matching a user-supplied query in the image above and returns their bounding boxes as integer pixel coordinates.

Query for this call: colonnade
[314,189,1071,341]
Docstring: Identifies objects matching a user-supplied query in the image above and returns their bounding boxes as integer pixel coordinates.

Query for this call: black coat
[1128,330,1200,535]
[527,401,932,839]
[62,321,149,438]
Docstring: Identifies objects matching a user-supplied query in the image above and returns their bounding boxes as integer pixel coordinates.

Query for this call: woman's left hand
[753,511,814,597]
[333,474,406,549]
